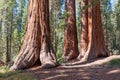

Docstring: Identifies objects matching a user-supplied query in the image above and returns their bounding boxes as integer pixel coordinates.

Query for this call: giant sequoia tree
[63,0,79,61]
[10,0,58,70]
[78,0,110,61]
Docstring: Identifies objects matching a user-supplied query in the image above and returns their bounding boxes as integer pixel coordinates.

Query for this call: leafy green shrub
[107,59,120,67]
[0,66,9,73]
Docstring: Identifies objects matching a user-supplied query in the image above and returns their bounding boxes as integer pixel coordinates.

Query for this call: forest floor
[24,55,120,80]
[0,55,120,80]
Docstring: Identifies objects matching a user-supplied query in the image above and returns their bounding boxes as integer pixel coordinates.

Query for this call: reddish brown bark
[78,0,110,61]
[39,0,58,69]
[78,0,88,59]
[10,0,57,70]
[10,0,41,70]
[63,0,79,61]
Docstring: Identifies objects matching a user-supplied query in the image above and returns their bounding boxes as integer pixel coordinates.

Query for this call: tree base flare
[62,53,79,62]
[41,62,58,69]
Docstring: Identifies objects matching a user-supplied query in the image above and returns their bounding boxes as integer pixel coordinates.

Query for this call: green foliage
[0,66,37,80]
[0,66,9,73]
[50,0,65,63]
[0,0,16,63]
[1,73,37,80]
[101,0,120,54]
[76,1,81,49]
[107,59,120,67]
[0,0,28,63]
[0,71,37,80]
[0,70,20,78]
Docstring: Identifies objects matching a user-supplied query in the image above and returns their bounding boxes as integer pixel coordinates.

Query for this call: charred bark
[63,0,79,61]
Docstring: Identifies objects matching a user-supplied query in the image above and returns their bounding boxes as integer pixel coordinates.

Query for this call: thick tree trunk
[78,0,88,59]
[10,0,57,70]
[10,0,41,70]
[39,0,58,69]
[78,0,110,61]
[63,0,79,61]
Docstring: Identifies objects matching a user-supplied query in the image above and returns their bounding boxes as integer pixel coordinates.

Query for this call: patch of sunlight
[107,69,120,74]
[82,76,90,80]
[0,72,37,80]
[0,66,9,73]
[45,74,68,80]
[0,66,37,80]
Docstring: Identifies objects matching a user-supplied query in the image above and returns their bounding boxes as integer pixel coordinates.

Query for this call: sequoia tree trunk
[39,0,58,69]
[10,0,41,70]
[63,0,79,61]
[10,0,58,70]
[78,0,88,59]
[78,0,110,61]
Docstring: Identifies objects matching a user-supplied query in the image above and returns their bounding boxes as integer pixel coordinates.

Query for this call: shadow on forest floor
[24,64,120,80]
[0,55,120,80]
[23,55,120,80]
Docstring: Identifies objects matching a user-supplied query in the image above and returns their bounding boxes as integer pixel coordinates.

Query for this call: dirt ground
[24,55,120,80]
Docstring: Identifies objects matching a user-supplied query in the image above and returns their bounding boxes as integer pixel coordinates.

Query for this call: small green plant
[0,66,37,80]
[107,59,120,67]
[0,73,37,80]
[0,66,9,73]
[0,66,20,78]
[56,51,64,63]
[0,70,20,78]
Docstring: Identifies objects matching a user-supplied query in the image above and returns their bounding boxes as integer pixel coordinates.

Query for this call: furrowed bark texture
[78,0,110,61]
[10,0,57,70]
[63,0,79,61]
[10,0,41,70]
[39,0,58,69]
[78,0,88,59]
